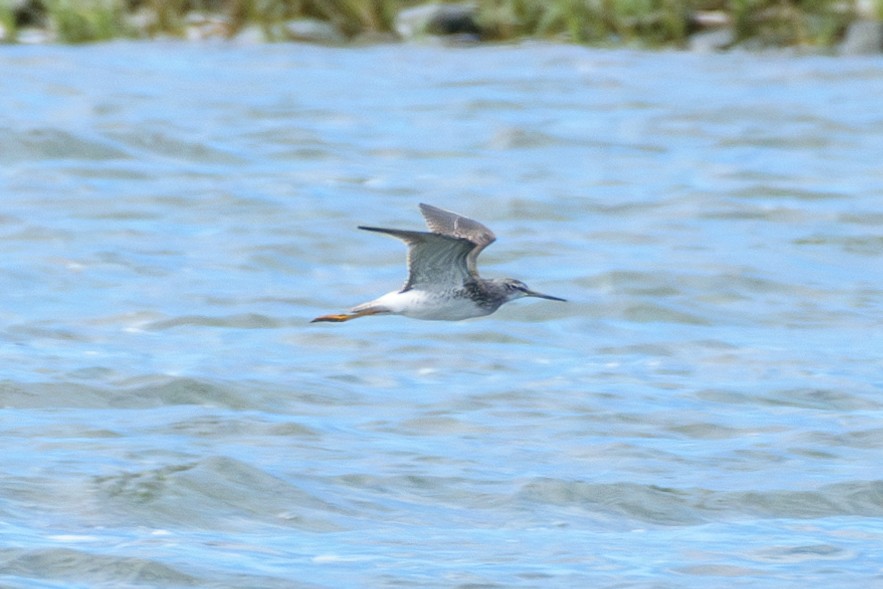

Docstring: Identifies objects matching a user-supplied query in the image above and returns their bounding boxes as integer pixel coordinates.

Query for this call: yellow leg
[310,309,382,323]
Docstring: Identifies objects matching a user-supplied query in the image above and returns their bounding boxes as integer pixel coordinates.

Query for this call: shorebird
[311,203,565,323]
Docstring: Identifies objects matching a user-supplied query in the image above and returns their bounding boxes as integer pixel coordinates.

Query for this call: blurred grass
[42,0,128,42]
[0,0,865,46]
[475,0,692,45]
[0,4,16,42]
[729,0,855,46]
[231,0,400,37]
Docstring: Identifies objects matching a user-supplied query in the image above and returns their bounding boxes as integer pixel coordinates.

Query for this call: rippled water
[2,41,883,588]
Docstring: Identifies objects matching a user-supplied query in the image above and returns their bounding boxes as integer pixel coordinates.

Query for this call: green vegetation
[476,0,855,47]
[476,0,693,45]
[0,3,16,42]
[43,0,128,42]
[241,0,400,38]
[0,0,867,48]
[728,0,855,47]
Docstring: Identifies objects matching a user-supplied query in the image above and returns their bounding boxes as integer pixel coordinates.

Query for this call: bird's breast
[376,289,492,321]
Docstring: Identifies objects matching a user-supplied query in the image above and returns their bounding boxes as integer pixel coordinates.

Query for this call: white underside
[355,289,492,321]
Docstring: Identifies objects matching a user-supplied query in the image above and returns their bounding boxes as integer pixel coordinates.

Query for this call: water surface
[1,41,883,588]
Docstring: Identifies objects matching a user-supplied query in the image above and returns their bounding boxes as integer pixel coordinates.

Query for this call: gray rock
[233,24,266,44]
[688,27,735,52]
[183,12,232,41]
[839,20,883,55]
[124,7,156,38]
[350,30,401,45]
[16,26,54,44]
[395,3,481,39]
[281,18,345,44]
[855,0,879,19]
[691,10,730,28]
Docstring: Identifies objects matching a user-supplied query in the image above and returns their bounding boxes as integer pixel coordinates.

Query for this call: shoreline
[2,1,882,55]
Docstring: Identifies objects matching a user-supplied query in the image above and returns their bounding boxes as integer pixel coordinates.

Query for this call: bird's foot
[311,313,358,323]
[311,308,384,323]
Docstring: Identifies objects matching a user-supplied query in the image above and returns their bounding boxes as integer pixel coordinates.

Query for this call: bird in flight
[311,203,565,323]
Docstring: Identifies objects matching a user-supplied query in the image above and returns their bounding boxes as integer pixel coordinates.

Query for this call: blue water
[1,41,883,588]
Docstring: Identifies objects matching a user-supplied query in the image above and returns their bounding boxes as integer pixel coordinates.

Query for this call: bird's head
[499,278,566,304]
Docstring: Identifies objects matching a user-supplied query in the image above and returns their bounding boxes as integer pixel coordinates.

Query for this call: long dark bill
[525,289,566,302]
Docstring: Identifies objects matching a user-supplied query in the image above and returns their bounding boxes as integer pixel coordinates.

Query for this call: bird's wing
[358,227,475,292]
[418,203,496,277]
